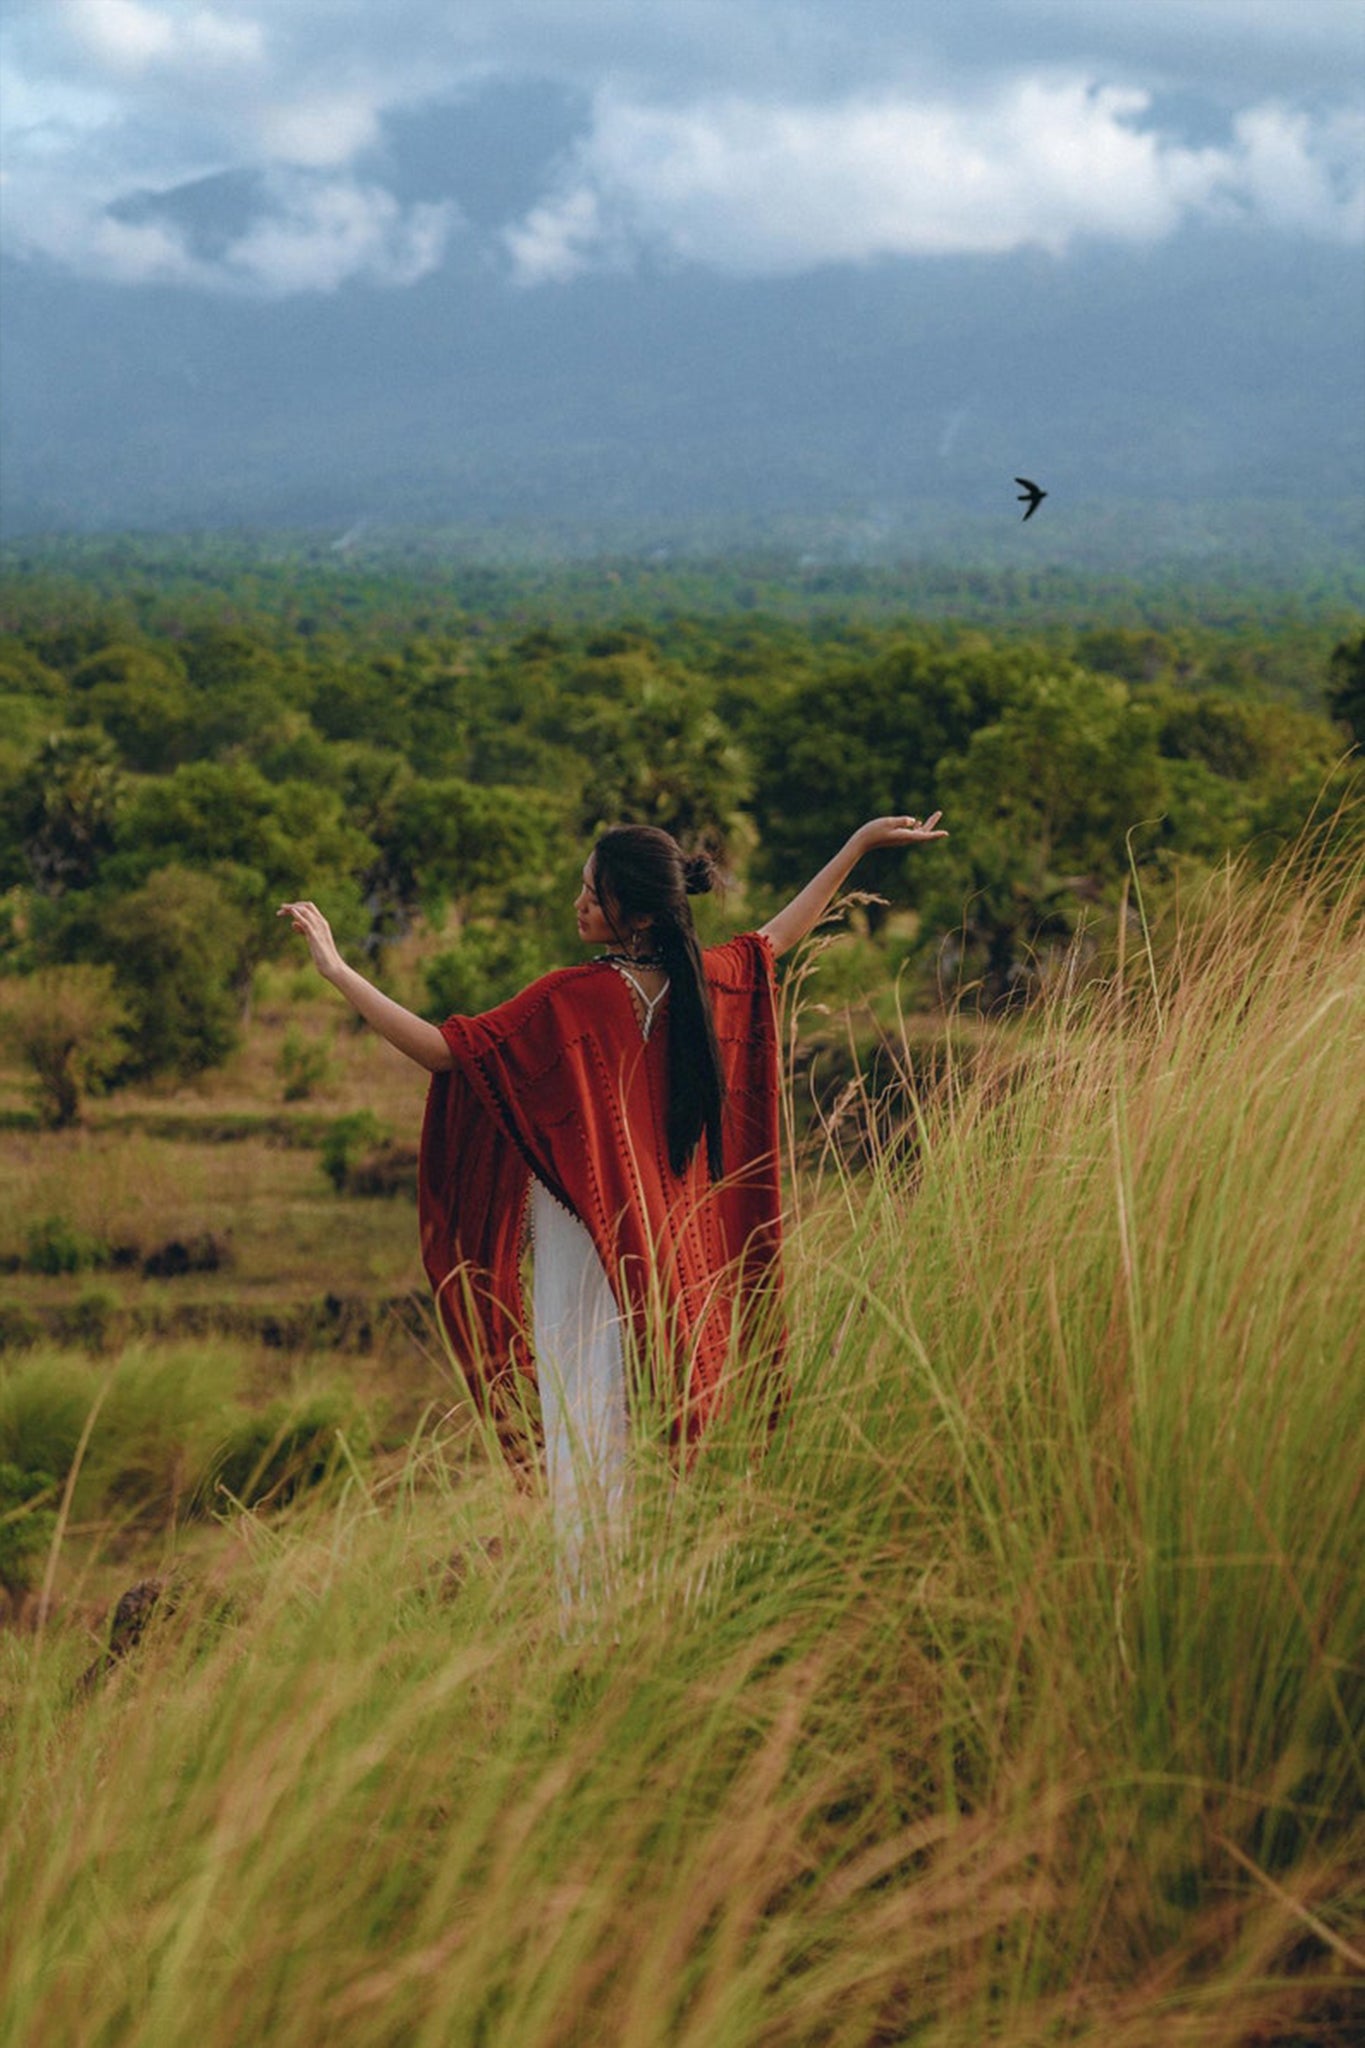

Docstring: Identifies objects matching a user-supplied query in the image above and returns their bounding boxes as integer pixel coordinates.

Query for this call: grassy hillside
[1,829,1361,2044]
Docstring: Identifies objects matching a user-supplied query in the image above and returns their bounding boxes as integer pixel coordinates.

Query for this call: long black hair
[590,825,726,1179]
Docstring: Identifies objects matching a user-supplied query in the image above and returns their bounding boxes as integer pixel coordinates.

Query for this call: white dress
[531,1176,628,1597]
[531,963,668,1601]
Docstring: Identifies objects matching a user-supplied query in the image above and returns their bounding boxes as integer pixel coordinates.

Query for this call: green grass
[0,1343,378,1613]
[1,841,1362,2045]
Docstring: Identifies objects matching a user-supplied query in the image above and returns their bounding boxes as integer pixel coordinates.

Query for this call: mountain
[2,81,1361,565]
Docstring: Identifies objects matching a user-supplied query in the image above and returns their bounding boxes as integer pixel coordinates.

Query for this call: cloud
[7,162,458,293]
[506,185,617,286]
[506,78,1365,283]
[63,0,264,79]
[1,2,455,289]
[1226,103,1365,239]
[217,174,456,291]
[256,93,382,170]
[2,2,1363,294]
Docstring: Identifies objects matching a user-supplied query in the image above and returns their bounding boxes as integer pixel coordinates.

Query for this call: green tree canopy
[381,779,553,920]
[573,674,751,857]
[750,637,1036,921]
[916,668,1166,1006]
[0,639,67,704]
[69,643,195,772]
[0,732,124,897]
[103,760,375,986]
[1326,627,1365,743]
[0,642,69,754]
[98,865,251,1078]
[113,759,373,916]
[311,659,416,752]
[179,626,300,755]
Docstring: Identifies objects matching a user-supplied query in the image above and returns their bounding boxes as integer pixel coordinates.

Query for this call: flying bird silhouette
[1015,477,1047,521]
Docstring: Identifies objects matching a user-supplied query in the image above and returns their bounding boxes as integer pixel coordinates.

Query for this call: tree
[1143,688,1340,861]
[750,638,1031,923]
[375,778,552,929]
[425,921,559,1018]
[97,866,251,1078]
[111,758,375,986]
[69,643,195,772]
[0,640,68,756]
[0,964,129,1126]
[179,626,300,755]
[915,669,1166,1007]
[0,732,123,896]
[310,660,414,752]
[1074,627,1174,685]
[1152,688,1338,786]
[0,640,66,705]
[573,676,752,857]
[1326,628,1365,743]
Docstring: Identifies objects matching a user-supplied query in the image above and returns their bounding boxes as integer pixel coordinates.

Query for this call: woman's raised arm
[277,901,454,1072]
[758,813,947,960]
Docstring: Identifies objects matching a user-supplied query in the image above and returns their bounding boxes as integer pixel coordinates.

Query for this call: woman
[280,810,945,1567]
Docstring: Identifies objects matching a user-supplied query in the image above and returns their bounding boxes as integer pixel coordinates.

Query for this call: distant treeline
[4,528,1365,648]
[1,540,1361,1112]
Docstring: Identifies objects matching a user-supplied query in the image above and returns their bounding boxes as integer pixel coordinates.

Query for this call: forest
[1,535,1361,1121]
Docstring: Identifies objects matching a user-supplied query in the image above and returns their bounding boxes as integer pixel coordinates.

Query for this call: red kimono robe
[418,932,784,1457]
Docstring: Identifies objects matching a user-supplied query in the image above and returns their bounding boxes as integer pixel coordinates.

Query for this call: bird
[1015,477,1047,521]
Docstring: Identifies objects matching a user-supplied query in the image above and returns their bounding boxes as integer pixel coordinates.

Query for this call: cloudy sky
[2,1,1362,539]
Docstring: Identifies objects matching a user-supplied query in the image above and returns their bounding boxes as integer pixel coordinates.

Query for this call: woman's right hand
[853,812,947,852]
[277,900,345,981]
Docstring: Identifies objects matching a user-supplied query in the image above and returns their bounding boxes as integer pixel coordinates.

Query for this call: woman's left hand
[855,812,947,851]
[277,900,345,981]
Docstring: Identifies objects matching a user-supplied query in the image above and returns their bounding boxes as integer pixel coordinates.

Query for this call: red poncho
[418,932,784,1454]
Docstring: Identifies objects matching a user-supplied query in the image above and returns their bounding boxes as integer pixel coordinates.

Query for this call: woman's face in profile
[574,859,616,947]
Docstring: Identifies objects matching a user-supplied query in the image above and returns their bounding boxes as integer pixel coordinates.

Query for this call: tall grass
[1,843,1362,2047]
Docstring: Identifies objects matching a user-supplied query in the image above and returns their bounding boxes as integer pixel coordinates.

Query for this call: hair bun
[682,850,717,896]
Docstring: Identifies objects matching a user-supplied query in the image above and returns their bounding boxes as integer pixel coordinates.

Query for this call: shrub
[24,1214,105,1276]
[278,1025,333,1102]
[140,1232,231,1279]
[0,1346,358,1529]
[0,1354,94,1487]
[1326,625,1365,741]
[59,1288,122,1354]
[203,1388,368,1511]
[91,1347,242,1523]
[0,1460,57,1597]
[0,1305,42,1351]
[99,865,251,1079]
[320,1110,388,1194]
[0,963,130,1127]
[346,1141,418,1199]
[425,923,550,1017]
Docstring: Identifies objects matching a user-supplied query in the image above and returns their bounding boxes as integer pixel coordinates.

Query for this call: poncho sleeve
[418,966,598,1447]
[699,929,786,1382]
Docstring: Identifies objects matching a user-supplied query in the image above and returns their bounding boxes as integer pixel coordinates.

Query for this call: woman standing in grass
[280,812,944,1566]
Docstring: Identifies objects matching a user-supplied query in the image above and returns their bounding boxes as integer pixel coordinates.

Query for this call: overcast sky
[4,0,1362,296]
[2,2,1362,542]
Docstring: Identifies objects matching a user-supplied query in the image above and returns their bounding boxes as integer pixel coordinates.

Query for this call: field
[0,835,1361,2046]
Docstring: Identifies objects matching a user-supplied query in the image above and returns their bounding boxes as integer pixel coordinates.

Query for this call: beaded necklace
[600,953,670,1040]
[598,950,666,971]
